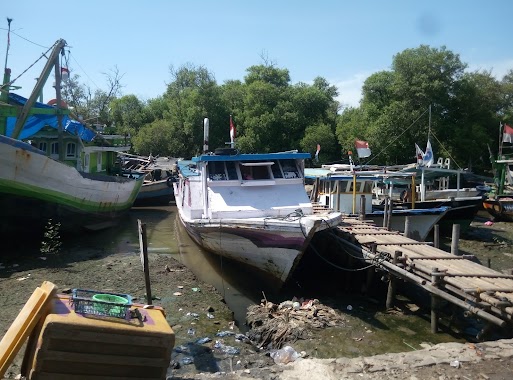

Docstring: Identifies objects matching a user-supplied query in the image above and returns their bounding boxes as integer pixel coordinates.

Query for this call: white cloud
[467,58,513,79]
[332,72,372,109]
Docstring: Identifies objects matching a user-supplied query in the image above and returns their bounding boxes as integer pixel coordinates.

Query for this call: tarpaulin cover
[5,93,96,142]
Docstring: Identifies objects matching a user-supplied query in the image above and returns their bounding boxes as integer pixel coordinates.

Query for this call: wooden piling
[433,224,439,249]
[386,250,402,309]
[451,224,460,256]
[386,197,393,231]
[138,219,152,305]
[404,217,411,238]
[359,195,366,221]
[431,267,440,333]
[383,196,389,228]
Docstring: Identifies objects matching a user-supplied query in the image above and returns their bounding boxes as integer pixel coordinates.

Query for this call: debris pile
[246,298,345,349]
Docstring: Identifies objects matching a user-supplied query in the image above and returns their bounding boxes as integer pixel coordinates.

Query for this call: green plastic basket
[71,289,132,319]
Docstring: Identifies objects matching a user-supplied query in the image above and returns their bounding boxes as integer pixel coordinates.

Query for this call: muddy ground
[1,211,513,379]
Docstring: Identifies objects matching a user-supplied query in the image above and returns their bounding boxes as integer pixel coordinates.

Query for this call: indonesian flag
[230,115,236,144]
[355,140,371,158]
[503,123,513,143]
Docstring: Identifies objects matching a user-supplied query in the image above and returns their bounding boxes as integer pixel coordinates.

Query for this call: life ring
[47,99,68,108]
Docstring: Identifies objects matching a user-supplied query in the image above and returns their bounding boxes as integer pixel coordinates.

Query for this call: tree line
[62,45,513,175]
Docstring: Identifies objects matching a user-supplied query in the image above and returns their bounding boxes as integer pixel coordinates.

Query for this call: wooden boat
[483,157,513,221]
[0,39,142,237]
[173,119,342,283]
[305,168,448,241]
[121,154,178,206]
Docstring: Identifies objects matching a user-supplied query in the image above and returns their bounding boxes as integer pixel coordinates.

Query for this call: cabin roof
[192,152,310,163]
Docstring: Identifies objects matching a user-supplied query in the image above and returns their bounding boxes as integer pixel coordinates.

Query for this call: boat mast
[3,18,12,72]
[11,39,67,140]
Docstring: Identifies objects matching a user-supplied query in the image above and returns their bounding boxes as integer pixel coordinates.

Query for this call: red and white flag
[355,140,371,158]
[503,123,513,143]
[230,115,236,144]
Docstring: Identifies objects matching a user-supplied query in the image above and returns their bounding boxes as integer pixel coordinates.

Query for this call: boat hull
[0,135,143,237]
[178,213,339,283]
[133,179,175,206]
[368,208,447,241]
[483,197,513,222]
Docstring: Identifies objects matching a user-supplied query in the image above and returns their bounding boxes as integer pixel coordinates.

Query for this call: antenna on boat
[3,18,12,72]
[428,104,432,141]
[203,118,209,153]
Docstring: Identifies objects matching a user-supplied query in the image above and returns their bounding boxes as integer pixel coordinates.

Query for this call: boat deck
[334,217,513,328]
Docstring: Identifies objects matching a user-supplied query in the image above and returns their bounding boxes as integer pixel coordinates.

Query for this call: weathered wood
[451,224,460,255]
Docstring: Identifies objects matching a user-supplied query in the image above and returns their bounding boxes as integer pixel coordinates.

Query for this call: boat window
[363,181,373,193]
[280,159,300,179]
[271,160,283,178]
[51,142,59,155]
[208,161,227,180]
[225,161,238,180]
[239,162,271,180]
[338,181,349,192]
[38,142,47,153]
[66,142,76,158]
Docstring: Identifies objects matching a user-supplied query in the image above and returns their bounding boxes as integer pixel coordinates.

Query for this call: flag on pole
[415,143,424,164]
[423,139,434,167]
[503,123,513,143]
[355,140,371,158]
[229,115,236,145]
[314,144,321,162]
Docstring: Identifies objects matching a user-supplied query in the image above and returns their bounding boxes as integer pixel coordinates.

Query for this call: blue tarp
[5,93,96,142]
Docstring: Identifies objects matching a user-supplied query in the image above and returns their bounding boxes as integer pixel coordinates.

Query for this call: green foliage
[40,219,62,255]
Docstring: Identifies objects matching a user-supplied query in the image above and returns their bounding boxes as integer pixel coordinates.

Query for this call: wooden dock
[332,217,513,332]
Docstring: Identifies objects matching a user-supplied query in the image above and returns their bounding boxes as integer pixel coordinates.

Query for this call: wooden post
[383,196,389,227]
[431,267,440,333]
[386,197,393,231]
[365,243,377,294]
[386,251,402,309]
[359,195,366,220]
[404,216,411,238]
[433,224,439,248]
[451,224,460,256]
[138,219,152,305]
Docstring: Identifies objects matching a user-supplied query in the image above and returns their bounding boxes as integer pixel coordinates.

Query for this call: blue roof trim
[0,134,47,156]
[192,152,310,162]
[5,93,96,142]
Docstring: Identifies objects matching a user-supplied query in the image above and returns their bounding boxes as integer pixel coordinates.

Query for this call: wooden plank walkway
[334,217,513,328]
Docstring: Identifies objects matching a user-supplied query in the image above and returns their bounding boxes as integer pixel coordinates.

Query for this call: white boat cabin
[175,152,315,220]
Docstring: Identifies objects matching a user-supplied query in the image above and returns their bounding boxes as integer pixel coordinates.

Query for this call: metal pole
[386,197,393,231]
[54,60,64,161]
[3,18,12,71]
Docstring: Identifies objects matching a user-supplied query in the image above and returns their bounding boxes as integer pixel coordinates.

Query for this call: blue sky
[2,0,512,108]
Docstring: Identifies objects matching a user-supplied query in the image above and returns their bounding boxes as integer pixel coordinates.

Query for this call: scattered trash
[187,328,195,335]
[17,276,29,281]
[191,287,201,292]
[450,360,460,368]
[216,330,235,337]
[181,356,194,365]
[196,337,212,344]
[229,321,235,330]
[186,312,200,319]
[292,301,300,310]
[213,340,240,355]
[235,333,250,343]
[173,292,183,296]
[39,257,47,260]
[177,285,184,289]
[206,313,215,319]
[484,221,494,226]
[174,345,190,354]
[352,337,363,342]
[270,345,300,364]
[346,305,353,311]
